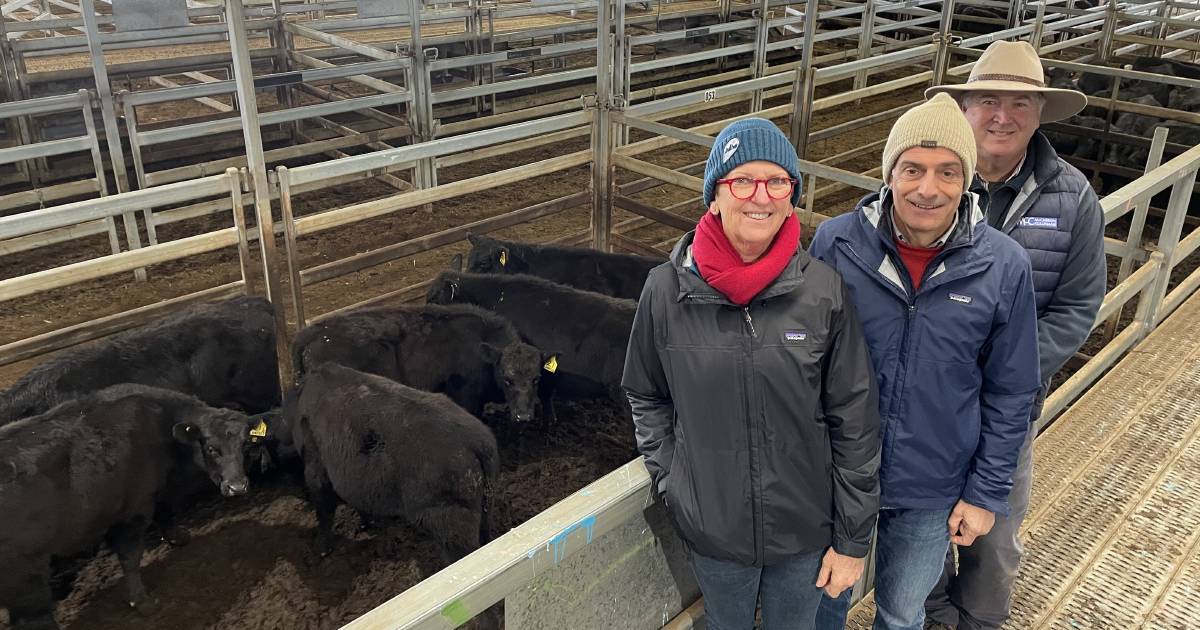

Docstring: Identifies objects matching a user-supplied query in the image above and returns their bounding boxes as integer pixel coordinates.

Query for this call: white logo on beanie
[722,137,740,163]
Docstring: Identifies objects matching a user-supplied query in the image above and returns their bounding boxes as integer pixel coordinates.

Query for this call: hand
[948,500,996,546]
[815,547,864,598]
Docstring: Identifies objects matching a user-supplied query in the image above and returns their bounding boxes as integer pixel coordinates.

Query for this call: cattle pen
[3,0,1200,628]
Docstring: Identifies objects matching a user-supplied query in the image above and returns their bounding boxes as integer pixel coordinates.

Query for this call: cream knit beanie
[881,92,977,183]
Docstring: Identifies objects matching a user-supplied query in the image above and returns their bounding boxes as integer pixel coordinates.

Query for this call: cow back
[466,235,659,299]
[0,390,180,559]
[428,272,636,391]
[292,364,498,518]
[0,296,279,426]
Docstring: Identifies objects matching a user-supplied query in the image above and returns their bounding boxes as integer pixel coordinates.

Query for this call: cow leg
[106,520,154,613]
[302,449,339,558]
[3,556,58,630]
[418,505,484,567]
[154,494,190,547]
[537,376,558,432]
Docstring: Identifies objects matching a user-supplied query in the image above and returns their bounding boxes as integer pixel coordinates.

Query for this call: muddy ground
[2,47,1198,630]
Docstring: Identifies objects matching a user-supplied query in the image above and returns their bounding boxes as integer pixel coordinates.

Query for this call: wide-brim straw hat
[925,40,1088,123]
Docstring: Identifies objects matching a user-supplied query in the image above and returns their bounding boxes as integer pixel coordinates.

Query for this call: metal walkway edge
[846,288,1200,630]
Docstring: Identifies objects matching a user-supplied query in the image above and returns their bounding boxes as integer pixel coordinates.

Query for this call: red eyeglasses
[715,177,797,200]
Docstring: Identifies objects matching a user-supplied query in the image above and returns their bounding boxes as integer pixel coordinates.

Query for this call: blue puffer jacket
[809,191,1041,515]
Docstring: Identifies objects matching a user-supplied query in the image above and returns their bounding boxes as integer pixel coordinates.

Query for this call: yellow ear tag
[543,355,558,373]
[500,250,508,267]
[250,420,268,438]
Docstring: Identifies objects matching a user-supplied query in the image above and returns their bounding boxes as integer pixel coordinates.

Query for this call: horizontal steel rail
[0,174,230,240]
[627,18,757,46]
[121,58,412,107]
[0,227,240,303]
[286,110,591,186]
[137,90,413,146]
[0,92,86,119]
[0,137,91,165]
[431,67,596,104]
[428,40,596,72]
[629,42,759,74]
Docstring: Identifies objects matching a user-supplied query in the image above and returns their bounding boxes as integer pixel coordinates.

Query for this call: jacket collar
[862,188,985,251]
[669,229,810,305]
[845,189,991,297]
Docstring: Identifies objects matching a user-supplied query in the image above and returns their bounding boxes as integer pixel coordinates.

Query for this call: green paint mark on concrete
[441,600,471,626]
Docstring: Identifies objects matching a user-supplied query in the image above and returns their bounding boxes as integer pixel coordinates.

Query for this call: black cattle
[292,303,549,423]
[1107,94,1165,168]
[0,385,258,629]
[1045,115,1109,161]
[1078,63,1173,106]
[1133,56,1200,81]
[0,296,280,426]
[426,270,636,402]
[465,233,661,300]
[287,363,498,566]
[1168,85,1200,113]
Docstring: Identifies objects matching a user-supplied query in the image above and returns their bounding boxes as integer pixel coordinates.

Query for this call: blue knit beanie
[703,118,802,207]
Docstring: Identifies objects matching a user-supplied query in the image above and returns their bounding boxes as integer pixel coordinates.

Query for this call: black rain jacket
[621,231,880,566]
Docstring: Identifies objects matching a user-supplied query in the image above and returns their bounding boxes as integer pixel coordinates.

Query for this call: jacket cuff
[832,537,871,559]
[961,479,1010,518]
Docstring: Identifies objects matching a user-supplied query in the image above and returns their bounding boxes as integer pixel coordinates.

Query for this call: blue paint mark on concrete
[549,515,597,564]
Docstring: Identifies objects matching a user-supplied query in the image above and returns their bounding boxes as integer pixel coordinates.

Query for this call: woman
[621,118,880,630]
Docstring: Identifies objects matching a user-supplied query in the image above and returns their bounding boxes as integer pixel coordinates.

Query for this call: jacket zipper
[742,307,757,338]
[742,304,764,564]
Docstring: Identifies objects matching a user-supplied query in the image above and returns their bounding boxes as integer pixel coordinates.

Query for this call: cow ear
[173,422,201,443]
[480,343,501,364]
[450,254,463,272]
[467,233,482,246]
[247,416,270,443]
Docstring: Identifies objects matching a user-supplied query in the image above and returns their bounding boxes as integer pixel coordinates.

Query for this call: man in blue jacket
[812,93,1042,630]
[923,41,1106,630]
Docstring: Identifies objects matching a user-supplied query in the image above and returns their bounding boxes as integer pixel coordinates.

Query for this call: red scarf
[692,211,801,306]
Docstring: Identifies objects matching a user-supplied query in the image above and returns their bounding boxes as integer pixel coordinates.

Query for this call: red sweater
[895,239,942,291]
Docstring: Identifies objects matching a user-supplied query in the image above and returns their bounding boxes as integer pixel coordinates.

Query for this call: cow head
[480,341,549,423]
[172,409,257,497]
[466,233,516,274]
[426,272,461,304]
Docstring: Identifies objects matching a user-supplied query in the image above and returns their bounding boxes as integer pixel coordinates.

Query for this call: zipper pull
[743,308,757,338]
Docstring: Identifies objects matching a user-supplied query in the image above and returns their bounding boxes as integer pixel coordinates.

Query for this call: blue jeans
[815,508,952,630]
[690,547,825,630]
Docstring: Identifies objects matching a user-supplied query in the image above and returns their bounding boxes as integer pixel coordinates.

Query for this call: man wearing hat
[923,40,1107,630]
[810,93,1042,630]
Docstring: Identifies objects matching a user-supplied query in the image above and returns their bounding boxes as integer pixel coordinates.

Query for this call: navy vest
[990,133,1093,316]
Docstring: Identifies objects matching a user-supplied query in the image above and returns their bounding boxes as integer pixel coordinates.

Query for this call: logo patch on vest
[783,330,808,342]
[948,293,973,304]
[721,137,740,163]
[1018,217,1058,229]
